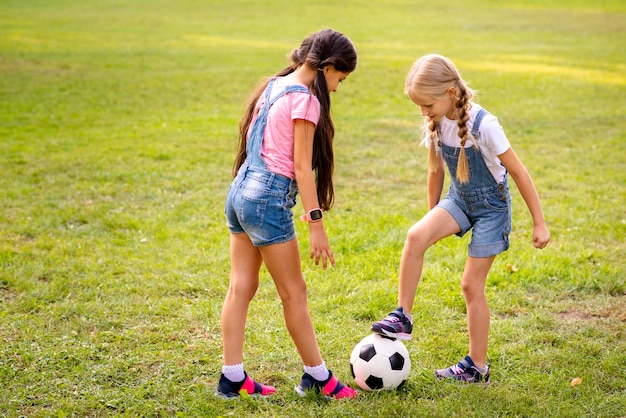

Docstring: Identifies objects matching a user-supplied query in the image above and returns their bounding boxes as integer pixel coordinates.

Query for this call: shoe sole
[215,390,273,400]
[295,385,338,400]
[434,374,490,385]
[371,326,412,341]
[436,379,491,385]
[215,391,239,400]
[295,385,357,400]
[295,385,307,397]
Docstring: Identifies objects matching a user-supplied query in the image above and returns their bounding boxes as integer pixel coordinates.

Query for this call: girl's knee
[276,280,308,305]
[405,225,430,252]
[227,281,259,302]
[461,278,485,301]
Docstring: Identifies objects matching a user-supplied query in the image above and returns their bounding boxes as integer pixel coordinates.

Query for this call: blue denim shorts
[437,184,512,258]
[225,165,298,247]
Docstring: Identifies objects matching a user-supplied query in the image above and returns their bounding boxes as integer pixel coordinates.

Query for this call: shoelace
[449,364,466,375]
[384,313,402,323]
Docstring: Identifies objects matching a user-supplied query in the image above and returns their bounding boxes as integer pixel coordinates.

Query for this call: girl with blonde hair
[372,54,550,383]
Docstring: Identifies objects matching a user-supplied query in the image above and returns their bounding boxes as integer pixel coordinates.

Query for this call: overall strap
[467,107,507,183]
[267,84,310,106]
[246,79,311,168]
[471,108,488,139]
[441,107,502,191]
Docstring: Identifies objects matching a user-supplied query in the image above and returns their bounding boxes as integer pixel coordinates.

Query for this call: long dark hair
[233,29,357,210]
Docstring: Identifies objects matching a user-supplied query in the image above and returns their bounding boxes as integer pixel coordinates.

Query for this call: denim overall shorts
[436,109,512,258]
[225,78,310,246]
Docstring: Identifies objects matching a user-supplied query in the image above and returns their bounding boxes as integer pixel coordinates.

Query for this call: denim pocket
[239,194,268,230]
[482,193,509,212]
[483,194,509,212]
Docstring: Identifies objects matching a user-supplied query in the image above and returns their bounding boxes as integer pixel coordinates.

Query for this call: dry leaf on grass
[507,264,518,273]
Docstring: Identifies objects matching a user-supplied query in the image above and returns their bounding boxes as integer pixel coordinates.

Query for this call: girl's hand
[308,222,335,269]
[533,223,550,249]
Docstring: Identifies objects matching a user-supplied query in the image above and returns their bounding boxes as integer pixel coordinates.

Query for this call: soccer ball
[350,333,411,391]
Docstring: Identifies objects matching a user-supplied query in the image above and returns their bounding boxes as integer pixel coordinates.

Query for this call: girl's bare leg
[461,255,495,368]
[398,207,461,313]
[221,233,263,365]
[260,238,324,366]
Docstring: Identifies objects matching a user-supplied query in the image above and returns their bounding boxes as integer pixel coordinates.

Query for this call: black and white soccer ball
[350,333,411,391]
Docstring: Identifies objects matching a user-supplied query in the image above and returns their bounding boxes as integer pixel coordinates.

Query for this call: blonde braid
[426,116,439,173]
[405,54,477,181]
[455,82,473,183]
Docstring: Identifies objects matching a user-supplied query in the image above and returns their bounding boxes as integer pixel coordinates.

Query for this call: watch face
[310,209,323,220]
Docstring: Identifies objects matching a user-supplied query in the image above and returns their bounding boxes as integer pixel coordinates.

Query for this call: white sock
[222,363,245,382]
[405,312,414,324]
[304,362,330,382]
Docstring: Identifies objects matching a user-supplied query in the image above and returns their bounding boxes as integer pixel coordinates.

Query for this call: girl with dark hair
[217,29,358,400]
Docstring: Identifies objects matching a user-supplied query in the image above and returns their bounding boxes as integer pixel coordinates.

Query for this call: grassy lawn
[1,0,625,416]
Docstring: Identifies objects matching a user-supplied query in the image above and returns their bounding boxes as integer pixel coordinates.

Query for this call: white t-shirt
[435,103,511,183]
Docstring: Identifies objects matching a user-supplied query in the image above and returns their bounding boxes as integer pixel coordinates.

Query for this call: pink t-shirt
[248,81,321,179]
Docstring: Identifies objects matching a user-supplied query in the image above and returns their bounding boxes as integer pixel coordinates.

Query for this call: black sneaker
[215,372,276,399]
[435,356,490,384]
[371,307,413,341]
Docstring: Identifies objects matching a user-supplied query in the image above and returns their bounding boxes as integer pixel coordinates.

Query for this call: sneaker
[215,372,276,399]
[295,371,358,400]
[435,356,490,384]
[371,307,413,341]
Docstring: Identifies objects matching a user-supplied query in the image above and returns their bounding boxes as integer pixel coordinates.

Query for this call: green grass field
[1,0,625,416]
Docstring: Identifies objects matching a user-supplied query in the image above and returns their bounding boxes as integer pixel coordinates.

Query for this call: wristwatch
[300,208,323,222]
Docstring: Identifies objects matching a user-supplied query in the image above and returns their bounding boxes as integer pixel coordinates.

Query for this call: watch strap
[300,208,323,222]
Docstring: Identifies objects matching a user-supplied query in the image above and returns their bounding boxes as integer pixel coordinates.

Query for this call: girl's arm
[293,119,335,269]
[498,147,550,249]
[427,152,445,210]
